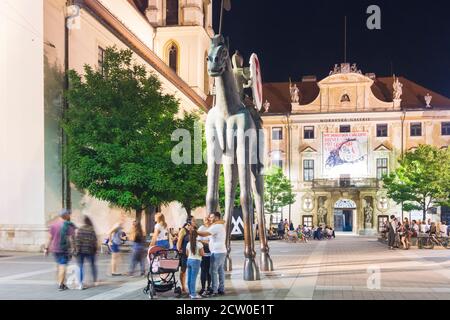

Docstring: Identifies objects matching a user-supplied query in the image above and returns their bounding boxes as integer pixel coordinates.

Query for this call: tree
[172,114,207,216]
[264,166,296,221]
[383,145,450,221]
[63,47,180,220]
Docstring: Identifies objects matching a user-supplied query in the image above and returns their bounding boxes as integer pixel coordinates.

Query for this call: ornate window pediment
[374,144,392,152]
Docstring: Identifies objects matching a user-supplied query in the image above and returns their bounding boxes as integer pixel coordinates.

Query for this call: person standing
[109,222,126,276]
[387,215,397,250]
[44,209,76,291]
[198,216,212,296]
[150,213,170,249]
[177,217,196,295]
[197,212,227,296]
[128,221,146,277]
[186,229,205,299]
[74,216,98,289]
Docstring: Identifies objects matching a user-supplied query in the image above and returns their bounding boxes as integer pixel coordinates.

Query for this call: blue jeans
[129,243,145,275]
[156,240,170,249]
[187,259,201,296]
[210,253,226,293]
[77,254,97,284]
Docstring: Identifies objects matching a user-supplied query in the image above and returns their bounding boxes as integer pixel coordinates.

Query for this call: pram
[143,246,182,299]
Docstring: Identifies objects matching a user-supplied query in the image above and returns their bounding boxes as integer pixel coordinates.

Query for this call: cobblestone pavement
[1,236,449,300]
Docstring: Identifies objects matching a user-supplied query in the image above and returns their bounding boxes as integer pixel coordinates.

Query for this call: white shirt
[207,223,227,254]
[186,241,204,260]
[440,225,448,236]
[155,223,169,241]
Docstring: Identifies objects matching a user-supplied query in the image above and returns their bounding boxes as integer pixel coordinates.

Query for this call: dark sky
[213,0,450,97]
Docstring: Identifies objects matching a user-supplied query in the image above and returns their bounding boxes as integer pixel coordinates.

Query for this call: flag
[224,0,231,11]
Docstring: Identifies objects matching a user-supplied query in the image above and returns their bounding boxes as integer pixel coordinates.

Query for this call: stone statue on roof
[290,83,300,104]
[393,76,403,100]
[425,93,433,108]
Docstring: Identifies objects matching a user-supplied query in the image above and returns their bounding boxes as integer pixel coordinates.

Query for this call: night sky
[213,0,450,97]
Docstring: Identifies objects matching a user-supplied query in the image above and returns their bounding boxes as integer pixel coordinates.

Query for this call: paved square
[1,236,449,300]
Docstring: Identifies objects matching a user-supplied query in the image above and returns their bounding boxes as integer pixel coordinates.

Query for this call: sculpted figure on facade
[393,76,403,100]
[425,93,433,108]
[290,83,300,103]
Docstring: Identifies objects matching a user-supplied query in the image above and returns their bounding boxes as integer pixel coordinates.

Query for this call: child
[186,228,204,299]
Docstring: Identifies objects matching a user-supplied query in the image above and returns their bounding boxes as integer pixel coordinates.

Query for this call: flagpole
[219,0,224,34]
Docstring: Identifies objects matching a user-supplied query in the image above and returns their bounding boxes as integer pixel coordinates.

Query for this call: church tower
[139,0,214,98]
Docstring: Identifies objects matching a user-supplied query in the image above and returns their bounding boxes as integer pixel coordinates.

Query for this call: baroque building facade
[262,63,450,234]
[0,0,212,251]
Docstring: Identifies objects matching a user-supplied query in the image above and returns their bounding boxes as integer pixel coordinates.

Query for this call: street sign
[250,53,263,111]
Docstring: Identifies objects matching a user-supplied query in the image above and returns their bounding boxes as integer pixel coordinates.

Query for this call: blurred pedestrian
[44,209,76,291]
[129,221,146,276]
[74,215,98,289]
[109,222,126,276]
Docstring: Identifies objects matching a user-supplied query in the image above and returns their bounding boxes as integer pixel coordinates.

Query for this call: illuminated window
[377,124,388,137]
[303,160,314,182]
[272,151,283,169]
[98,46,105,74]
[341,94,351,103]
[377,158,388,180]
[167,43,178,73]
[410,123,422,137]
[303,216,313,228]
[304,126,315,139]
[166,0,179,26]
[442,122,450,136]
[340,125,351,133]
[272,127,283,140]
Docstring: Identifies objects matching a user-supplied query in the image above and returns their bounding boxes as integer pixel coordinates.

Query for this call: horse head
[207,35,230,77]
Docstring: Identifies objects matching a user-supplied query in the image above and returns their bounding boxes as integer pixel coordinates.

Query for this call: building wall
[0,0,46,250]
[263,75,450,233]
[0,0,209,251]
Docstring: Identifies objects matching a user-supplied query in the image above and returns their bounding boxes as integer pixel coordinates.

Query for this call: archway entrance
[334,199,357,232]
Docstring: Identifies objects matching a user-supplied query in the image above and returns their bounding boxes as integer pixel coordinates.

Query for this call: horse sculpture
[205,35,273,281]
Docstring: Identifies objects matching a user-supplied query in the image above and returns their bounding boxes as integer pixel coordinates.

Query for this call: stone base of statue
[260,252,274,272]
[244,257,260,281]
[225,255,232,272]
[393,98,402,109]
[359,228,378,236]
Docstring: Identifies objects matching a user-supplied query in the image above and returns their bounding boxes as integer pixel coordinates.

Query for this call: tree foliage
[264,166,296,216]
[382,145,450,220]
[63,47,181,214]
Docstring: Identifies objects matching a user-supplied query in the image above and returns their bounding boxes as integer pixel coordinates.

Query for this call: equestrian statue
[205,34,273,281]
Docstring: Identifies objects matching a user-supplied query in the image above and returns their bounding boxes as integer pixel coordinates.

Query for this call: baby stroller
[143,246,182,299]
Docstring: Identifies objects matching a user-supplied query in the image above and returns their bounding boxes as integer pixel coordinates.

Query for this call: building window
[168,43,178,73]
[410,123,422,137]
[303,160,314,182]
[98,46,105,74]
[341,94,351,103]
[377,124,388,137]
[442,122,450,136]
[377,158,388,180]
[272,127,283,140]
[166,0,179,26]
[340,125,351,133]
[303,216,313,228]
[304,126,315,139]
[271,151,283,169]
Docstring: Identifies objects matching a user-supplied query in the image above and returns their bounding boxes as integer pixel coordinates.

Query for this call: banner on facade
[322,132,369,178]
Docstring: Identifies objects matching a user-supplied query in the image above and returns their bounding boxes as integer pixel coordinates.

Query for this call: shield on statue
[249,53,263,111]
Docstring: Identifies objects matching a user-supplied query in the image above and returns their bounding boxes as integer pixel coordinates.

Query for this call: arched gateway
[334,199,357,232]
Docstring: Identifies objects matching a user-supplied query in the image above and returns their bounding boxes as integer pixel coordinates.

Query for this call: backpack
[60,221,75,252]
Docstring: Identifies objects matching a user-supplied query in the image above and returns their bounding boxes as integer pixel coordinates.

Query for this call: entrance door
[343,210,353,232]
[334,210,344,232]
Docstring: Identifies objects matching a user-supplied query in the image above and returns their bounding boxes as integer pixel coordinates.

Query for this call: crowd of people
[383,215,449,250]
[273,219,336,243]
[44,209,228,300]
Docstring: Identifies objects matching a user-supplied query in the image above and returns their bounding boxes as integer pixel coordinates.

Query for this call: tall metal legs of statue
[205,35,273,281]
